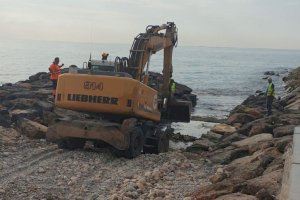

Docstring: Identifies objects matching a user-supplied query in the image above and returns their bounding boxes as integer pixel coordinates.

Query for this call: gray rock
[274,135,293,153]
[209,147,249,165]
[10,109,40,122]
[29,72,48,82]
[232,133,273,148]
[215,193,258,200]
[17,118,48,139]
[264,71,275,76]
[249,122,273,137]
[34,100,54,112]
[227,113,256,125]
[186,138,216,152]
[0,109,11,127]
[241,169,283,198]
[222,132,246,143]
[273,125,296,138]
[202,131,223,142]
[211,124,236,135]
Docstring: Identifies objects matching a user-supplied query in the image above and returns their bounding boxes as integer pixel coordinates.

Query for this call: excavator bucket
[166,100,191,122]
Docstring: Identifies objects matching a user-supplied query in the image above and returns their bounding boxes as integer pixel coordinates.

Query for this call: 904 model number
[83,81,103,90]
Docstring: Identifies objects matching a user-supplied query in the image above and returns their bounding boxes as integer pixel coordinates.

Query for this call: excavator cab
[89,60,115,72]
[83,58,132,78]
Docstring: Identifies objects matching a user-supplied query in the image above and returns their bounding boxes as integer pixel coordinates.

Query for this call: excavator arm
[115,22,191,122]
[127,22,178,97]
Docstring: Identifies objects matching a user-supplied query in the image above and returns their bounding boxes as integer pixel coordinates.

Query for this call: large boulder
[33,89,52,99]
[208,146,249,165]
[34,101,54,112]
[186,138,216,152]
[0,89,9,98]
[273,125,296,138]
[243,107,263,119]
[191,116,226,123]
[237,95,266,111]
[16,82,32,89]
[209,167,228,183]
[213,133,247,150]
[53,107,89,120]
[8,98,37,110]
[263,156,284,175]
[232,133,273,149]
[211,124,236,135]
[215,193,258,200]
[287,95,299,105]
[280,92,297,107]
[284,67,300,90]
[5,91,35,100]
[228,113,256,125]
[274,135,293,153]
[249,122,273,137]
[225,147,281,182]
[277,113,300,126]
[241,169,283,198]
[16,118,48,139]
[222,132,246,143]
[170,132,197,142]
[237,117,271,136]
[0,126,20,145]
[202,131,223,142]
[248,141,274,154]
[231,105,263,119]
[0,109,11,127]
[42,111,59,126]
[10,109,40,122]
[193,180,235,200]
[285,99,300,111]
[28,72,48,82]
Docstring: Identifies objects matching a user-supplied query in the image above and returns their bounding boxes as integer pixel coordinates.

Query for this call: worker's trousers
[51,79,58,97]
[266,96,274,116]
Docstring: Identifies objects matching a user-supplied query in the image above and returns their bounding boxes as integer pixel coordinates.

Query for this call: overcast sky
[0,0,300,49]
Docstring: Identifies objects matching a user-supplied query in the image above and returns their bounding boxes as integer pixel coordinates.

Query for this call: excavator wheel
[57,138,86,150]
[143,130,169,154]
[115,127,144,159]
[157,132,169,153]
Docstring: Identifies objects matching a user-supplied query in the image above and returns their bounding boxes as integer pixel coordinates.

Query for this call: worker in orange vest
[49,57,64,98]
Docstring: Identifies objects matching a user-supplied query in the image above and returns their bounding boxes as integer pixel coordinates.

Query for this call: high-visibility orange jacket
[49,63,61,80]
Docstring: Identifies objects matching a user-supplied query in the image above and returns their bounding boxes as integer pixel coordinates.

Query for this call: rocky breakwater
[0,70,196,136]
[188,67,300,200]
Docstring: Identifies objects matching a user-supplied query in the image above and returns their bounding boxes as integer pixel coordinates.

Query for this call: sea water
[1,39,300,119]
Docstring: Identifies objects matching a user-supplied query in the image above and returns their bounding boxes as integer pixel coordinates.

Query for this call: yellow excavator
[46,22,191,158]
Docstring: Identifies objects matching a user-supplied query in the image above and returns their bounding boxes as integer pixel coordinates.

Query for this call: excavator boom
[127,22,178,98]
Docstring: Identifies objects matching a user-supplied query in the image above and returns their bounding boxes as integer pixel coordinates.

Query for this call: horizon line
[2,37,300,52]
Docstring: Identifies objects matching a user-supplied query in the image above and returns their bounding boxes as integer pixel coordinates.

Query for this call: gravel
[0,131,212,199]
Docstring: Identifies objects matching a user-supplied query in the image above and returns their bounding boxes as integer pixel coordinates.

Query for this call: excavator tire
[114,127,144,159]
[157,132,169,153]
[57,138,86,150]
[143,129,169,154]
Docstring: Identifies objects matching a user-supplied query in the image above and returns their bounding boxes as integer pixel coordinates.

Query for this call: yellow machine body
[55,73,161,122]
